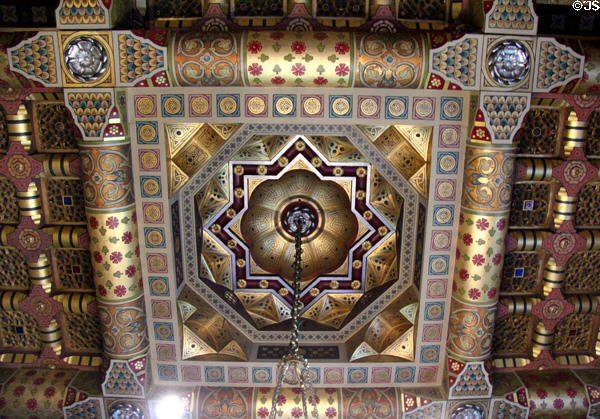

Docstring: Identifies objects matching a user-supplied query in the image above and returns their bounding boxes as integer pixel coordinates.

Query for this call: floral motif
[248,63,263,76]
[553,399,564,409]
[459,212,465,224]
[475,218,489,231]
[566,388,577,397]
[291,41,306,54]
[110,251,123,264]
[13,386,24,397]
[33,378,45,385]
[459,269,469,280]
[90,216,99,229]
[335,42,349,55]
[122,231,132,244]
[26,399,37,410]
[125,265,136,277]
[98,285,107,296]
[271,76,285,84]
[248,41,262,54]
[537,389,547,399]
[114,285,127,297]
[496,218,506,230]
[291,407,303,418]
[325,407,337,418]
[314,77,328,85]
[106,216,119,230]
[271,32,284,40]
[472,254,485,266]
[94,251,103,263]
[257,407,269,418]
[492,253,502,265]
[276,394,286,406]
[335,63,350,76]
[44,387,55,398]
[463,233,473,246]
[468,288,481,300]
[308,395,320,404]
[315,33,328,41]
[291,63,306,76]
[487,288,497,298]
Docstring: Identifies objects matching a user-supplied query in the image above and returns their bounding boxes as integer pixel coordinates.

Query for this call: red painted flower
[335,41,349,54]
[13,385,25,397]
[110,251,123,264]
[98,285,107,296]
[325,388,336,394]
[135,245,140,257]
[125,265,136,278]
[459,212,465,225]
[291,41,306,54]
[492,253,502,265]
[459,269,469,280]
[44,387,55,398]
[89,216,99,229]
[292,387,302,394]
[468,288,481,300]
[325,407,337,418]
[496,218,506,231]
[487,288,497,299]
[537,389,547,399]
[313,77,328,85]
[271,76,285,85]
[248,63,263,76]
[335,63,349,77]
[314,33,328,40]
[33,378,45,385]
[553,399,564,410]
[308,395,320,404]
[472,254,485,266]
[462,233,473,246]
[475,218,489,231]
[452,279,457,292]
[248,40,262,54]
[132,211,137,224]
[270,32,284,40]
[276,394,286,406]
[106,216,119,230]
[114,285,127,297]
[93,251,103,263]
[566,388,577,398]
[257,407,269,418]
[26,399,37,410]
[291,63,306,76]
[291,407,303,418]
[121,231,132,244]
[25,370,37,376]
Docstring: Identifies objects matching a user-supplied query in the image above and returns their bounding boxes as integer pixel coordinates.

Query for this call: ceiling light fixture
[269,215,319,419]
[154,394,185,419]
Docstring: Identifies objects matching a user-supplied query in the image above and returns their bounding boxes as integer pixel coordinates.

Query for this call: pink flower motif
[472,254,485,266]
[537,389,547,399]
[492,253,502,265]
[313,77,328,85]
[276,394,286,406]
[496,218,506,231]
[98,285,107,296]
[125,265,136,278]
[530,400,536,410]
[248,63,263,76]
[308,395,320,404]
[325,407,337,418]
[248,40,262,54]
[259,388,269,394]
[335,63,350,77]
[135,245,140,257]
[291,63,306,76]
[452,280,457,292]
[132,211,137,224]
[93,251,103,263]
[89,216,99,229]
[26,399,37,410]
[270,32,284,40]
[566,388,577,398]
[462,233,473,246]
[271,76,285,85]
[121,231,132,244]
[553,399,564,410]
[291,407,303,418]
[291,41,306,54]
[257,407,269,418]
[325,388,336,394]
[292,387,302,394]
[106,216,119,230]
[33,378,45,386]
[335,41,349,54]
[114,285,127,297]
[459,212,465,225]
[110,251,123,264]
[459,269,469,280]
[487,288,497,299]
[44,387,55,398]
[475,218,489,231]
[314,33,328,40]
[468,288,481,300]
[13,386,24,397]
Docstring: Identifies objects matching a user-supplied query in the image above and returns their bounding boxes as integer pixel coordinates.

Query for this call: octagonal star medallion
[197,135,399,330]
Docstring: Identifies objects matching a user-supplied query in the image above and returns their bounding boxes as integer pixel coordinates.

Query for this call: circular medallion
[136,97,155,116]
[439,154,457,172]
[303,97,322,115]
[443,99,461,119]
[435,207,452,224]
[441,127,459,147]
[151,279,167,295]
[153,301,169,317]
[142,178,160,196]
[141,152,158,170]
[155,324,172,339]
[247,96,266,115]
[429,281,444,296]
[542,299,564,319]
[430,257,448,273]
[426,304,442,319]
[425,326,440,340]
[219,97,238,115]
[553,233,575,255]
[147,230,164,246]
[433,233,449,249]
[488,40,530,86]
[564,161,587,184]
[144,204,162,223]
[7,155,31,179]
[64,36,108,82]
[139,124,157,142]
[436,181,454,199]
[148,254,166,272]
[191,95,209,115]
[360,98,378,116]
[164,97,182,115]
[387,98,406,117]
[415,99,433,118]
[275,97,294,115]
[332,97,350,116]
[282,203,318,236]
[19,229,41,250]
[30,296,52,317]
